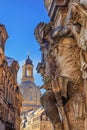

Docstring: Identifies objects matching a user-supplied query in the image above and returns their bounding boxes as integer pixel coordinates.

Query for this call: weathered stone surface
[35,0,87,130]
[0,25,22,130]
[80,0,87,9]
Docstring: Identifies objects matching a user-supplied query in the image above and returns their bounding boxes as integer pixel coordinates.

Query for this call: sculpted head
[34,22,53,45]
[34,22,46,44]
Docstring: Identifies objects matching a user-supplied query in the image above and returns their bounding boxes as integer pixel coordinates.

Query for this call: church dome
[19,80,41,103]
[19,80,41,113]
[19,55,41,113]
[25,56,32,65]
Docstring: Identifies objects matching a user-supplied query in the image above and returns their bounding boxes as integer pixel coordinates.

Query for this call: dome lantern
[25,55,33,65]
[19,55,41,113]
[21,55,34,82]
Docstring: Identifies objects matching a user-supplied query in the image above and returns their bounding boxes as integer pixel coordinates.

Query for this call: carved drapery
[35,0,87,130]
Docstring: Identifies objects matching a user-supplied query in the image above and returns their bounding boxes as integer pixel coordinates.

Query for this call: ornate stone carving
[35,0,87,130]
[0,25,22,130]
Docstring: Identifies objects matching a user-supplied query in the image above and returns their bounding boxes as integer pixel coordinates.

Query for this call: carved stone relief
[35,0,87,130]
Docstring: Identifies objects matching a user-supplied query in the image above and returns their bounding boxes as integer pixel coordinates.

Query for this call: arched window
[26,70,31,77]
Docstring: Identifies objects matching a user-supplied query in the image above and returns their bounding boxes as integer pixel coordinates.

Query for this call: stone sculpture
[35,0,87,130]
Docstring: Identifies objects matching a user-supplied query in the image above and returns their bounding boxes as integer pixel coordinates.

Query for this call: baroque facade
[34,0,87,130]
[19,56,41,114]
[20,108,53,130]
[0,24,22,130]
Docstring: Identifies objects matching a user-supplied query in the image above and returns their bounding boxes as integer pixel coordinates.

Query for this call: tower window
[26,70,31,77]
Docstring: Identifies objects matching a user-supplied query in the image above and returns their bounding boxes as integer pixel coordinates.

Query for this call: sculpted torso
[34,0,87,129]
[52,37,82,84]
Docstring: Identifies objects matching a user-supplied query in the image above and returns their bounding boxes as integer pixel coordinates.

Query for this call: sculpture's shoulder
[80,0,87,9]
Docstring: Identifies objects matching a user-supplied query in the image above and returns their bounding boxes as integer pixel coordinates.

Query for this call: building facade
[20,56,54,130]
[0,24,22,130]
[35,0,87,130]
[20,108,53,130]
[19,56,41,114]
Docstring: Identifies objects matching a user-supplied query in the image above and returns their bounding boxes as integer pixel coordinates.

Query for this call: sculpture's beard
[80,0,87,9]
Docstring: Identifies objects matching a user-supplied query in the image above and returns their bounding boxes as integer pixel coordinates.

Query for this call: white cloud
[17,60,25,84]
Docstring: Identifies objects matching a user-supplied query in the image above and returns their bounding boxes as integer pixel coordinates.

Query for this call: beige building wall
[40,120,53,130]
[0,24,22,130]
[20,108,53,130]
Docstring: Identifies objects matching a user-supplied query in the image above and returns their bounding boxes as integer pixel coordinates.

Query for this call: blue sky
[0,0,49,86]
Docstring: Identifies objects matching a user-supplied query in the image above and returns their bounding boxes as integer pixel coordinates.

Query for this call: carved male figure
[35,0,87,130]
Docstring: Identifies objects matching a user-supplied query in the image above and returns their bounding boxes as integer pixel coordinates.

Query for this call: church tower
[21,55,34,82]
[19,55,41,114]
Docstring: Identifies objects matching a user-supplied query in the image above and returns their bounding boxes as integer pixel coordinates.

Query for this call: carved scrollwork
[35,0,87,130]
